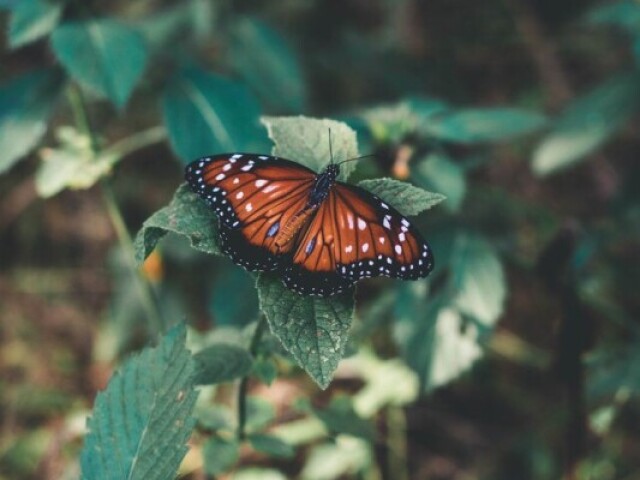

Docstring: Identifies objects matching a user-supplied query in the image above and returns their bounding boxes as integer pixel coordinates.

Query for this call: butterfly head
[323,163,340,181]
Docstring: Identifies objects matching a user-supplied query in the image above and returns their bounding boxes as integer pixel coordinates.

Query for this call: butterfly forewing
[186,154,316,271]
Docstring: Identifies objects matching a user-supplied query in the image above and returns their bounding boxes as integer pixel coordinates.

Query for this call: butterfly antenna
[337,154,376,165]
[328,128,334,164]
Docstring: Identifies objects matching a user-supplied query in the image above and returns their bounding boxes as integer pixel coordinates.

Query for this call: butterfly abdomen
[275,208,316,253]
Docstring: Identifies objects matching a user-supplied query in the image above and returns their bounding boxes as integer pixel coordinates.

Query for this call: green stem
[237,315,268,441]
[66,84,165,334]
[386,405,409,480]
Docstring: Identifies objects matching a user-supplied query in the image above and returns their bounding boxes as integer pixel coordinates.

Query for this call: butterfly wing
[185,153,316,272]
[284,182,434,296]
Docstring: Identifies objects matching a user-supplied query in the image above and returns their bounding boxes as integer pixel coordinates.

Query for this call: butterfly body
[185,153,434,296]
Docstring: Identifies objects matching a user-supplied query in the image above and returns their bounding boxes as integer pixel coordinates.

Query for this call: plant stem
[386,405,409,480]
[237,315,268,441]
[66,84,165,334]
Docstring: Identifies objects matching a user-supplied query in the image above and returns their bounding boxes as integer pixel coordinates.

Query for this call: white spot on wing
[215,173,225,181]
[362,243,369,253]
[233,178,240,184]
[245,203,253,212]
[235,191,244,199]
[345,245,353,253]
[223,163,232,171]
[264,185,277,193]
[358,218,366,231]
[347,214,354,229]
[255,179,267,187]
[399,232,406,242]
[395,245,402,255]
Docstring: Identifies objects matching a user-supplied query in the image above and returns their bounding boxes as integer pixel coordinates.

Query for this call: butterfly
[185,153,434,296]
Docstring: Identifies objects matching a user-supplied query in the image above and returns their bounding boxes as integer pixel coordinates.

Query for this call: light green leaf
[194,343,253,385]
[229,18,306,112]
[256,274,355,389]
[80,324,198,480]
[413,153,466,212]
[35,126,118,198]
[450,233,506,325]
[163,68,268,163]
[532,72,640,176]
[0,68,65,174]
[249,434,295,458]
[51,20,147,108]
[133,184,220,264]
[246,396,276,433]
[9,0,62,48]
[357,178,445,217]
[301,437,371,480]
[423,107,547,143]
[203,437,239,475]
[261,116,359,180]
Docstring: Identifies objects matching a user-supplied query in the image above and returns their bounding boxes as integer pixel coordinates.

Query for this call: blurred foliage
[1,0,640,479]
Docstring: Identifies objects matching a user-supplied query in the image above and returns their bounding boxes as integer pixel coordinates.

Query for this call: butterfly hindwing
[287,182,434,295]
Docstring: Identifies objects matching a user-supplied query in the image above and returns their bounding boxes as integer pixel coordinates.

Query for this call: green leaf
[51,19,148,108]
[246,396,276,432]
[301,437,371,480]
[249,434,295,458]
[252,357,278,385]
[586,0,640,33]
[229,18,306,112]
[413,153,466,212]
[532,72,640,176]
[312,396,374,440]
[35,126,118,198]
[0,68,65,174]
[9,0,62,48]
[134,184,220,264]
[423,108,547,143]
[449,233,506,325]
[194,343,253,385]
[261,116,359,180]
[80,324,198,480]
[202,437,239,475]
[357,178,445,217]
[256,274,355,389]
[163,68,268,162]
[394,233,506,391]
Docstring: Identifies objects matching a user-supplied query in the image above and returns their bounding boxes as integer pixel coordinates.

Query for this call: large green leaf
[0,68,65,174]
[80,324,198,480]
[532,72,640,176]
[394,232,506,391]
[134,184,220,264]
[423,108,547,143]
[162,68,268,163]
[261,116,359,180]
[9,0,62,48]
[229,18,306,112]
[51,19,148,108]
[257,274,354,389]
[203,437,239,475]
[357,178,445,217]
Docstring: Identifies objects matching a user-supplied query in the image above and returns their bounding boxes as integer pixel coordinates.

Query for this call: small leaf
[357,178,445,217]
[301,437,371,480]
[249,434,295,458]
[202,437,239,475]
[246,396,276,433]
[233,468,288,480]
[194,343,253,385]
[423,107,547,143]
[9,0,62,48]
[134,184,221,264]
[80,324,198,480]
[35,126,118,198]
[261,116,359,180]
[229,18,307,112]
[51,19,148,108]
[312,396,374,440]
[256,274,355,389]
[413,153,466,212]
[532,72,640,176]
[0,68,65,174]
[252,357,278,385]
[163,67,268,163]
